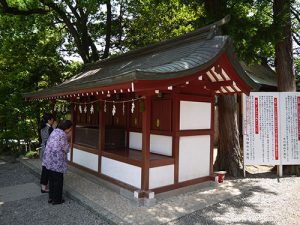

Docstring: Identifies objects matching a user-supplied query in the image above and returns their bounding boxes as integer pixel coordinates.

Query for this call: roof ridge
[83,15,231,71]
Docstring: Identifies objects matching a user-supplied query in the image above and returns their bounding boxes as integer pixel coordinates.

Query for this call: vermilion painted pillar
[141,96,151,193]
[98,101,105,174]
[172,94,180,183]
[210,97,215,176]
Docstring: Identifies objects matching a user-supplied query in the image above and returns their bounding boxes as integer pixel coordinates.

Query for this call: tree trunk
[214,95,243,177]
[273,0,298,175]
[273,0,296,92]
[204,0,243,177]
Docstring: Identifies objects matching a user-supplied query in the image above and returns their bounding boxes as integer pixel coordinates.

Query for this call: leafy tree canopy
[0,11,78,153]
[124,0,205,49]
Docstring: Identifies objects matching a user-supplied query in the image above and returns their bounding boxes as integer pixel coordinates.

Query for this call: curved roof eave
[23,16,257,99]
[224,43,260,91]
[23,72,138,99]
[134,37,259,93]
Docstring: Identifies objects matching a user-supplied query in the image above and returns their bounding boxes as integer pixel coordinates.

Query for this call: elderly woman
[43,120,73,205]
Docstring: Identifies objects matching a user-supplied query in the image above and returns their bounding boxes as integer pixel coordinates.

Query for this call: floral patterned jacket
[42,128,69,173]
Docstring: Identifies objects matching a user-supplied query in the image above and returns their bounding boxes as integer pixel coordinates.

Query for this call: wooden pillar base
[133,189,156,207]
[134,189,155,199]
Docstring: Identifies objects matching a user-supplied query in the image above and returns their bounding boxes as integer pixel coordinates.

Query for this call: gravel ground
[0,160,113,225]
[167,173,300,225]
[1,159,300,225]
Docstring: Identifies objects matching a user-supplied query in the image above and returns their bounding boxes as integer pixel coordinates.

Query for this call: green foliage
[125,0,204,49]
[225,1,275,63]
[296,57,300,89]
[0,12,68,154]
[124,0,280,65]
[25,150,39,159]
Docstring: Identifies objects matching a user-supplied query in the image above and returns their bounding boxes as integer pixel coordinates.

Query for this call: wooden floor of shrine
[102,148,174,167]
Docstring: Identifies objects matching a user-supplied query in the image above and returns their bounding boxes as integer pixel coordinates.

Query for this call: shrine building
[24,16,258,199]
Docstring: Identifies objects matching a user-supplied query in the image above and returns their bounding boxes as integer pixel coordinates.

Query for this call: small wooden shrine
[24,16,257,198]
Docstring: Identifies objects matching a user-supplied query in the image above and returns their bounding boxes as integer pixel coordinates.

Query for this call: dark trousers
[40,166,49,186]
[48,170,64,203]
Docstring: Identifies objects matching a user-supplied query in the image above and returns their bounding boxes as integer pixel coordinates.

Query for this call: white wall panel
[129,132,142,150]
[180,101,211,130]
[101,157,141,188]
[178,135,210,182]
[149,165,174,189]
[73,148,98,172]
[67,152,71,161]
[150,134,172,156]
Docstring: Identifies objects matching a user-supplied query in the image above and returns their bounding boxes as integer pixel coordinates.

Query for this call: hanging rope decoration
[131,101,135,113]
[76,96,144,114]
[112,103,116,116]
[53,102,70,113]
[53,96,145,115]
[90,104,94,114]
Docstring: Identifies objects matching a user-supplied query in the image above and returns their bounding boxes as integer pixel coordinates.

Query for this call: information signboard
[243,92,300,166]
[280,93,300,165]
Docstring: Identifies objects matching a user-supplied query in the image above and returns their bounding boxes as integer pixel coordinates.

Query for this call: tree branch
[0,0,48,15]
[103,0,112,59]
[292,33,300,46]
[41,0,90,63]
[64,1,81,22]
[1,0,101,63]
[291,5,300,24]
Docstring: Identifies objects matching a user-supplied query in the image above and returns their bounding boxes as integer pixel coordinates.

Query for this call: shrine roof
[240,62,277,89]
[24,16,259,100]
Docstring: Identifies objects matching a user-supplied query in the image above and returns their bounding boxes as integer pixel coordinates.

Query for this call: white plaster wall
[180,101,211,130]
[149,165,174,189]
[101,157,141,188]
[150,134,172,156]
[73,148,98,172]
[178,135,210,182]
[129,132,142,150]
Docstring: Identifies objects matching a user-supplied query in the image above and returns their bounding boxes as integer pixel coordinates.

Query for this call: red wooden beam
[218,54,252,94]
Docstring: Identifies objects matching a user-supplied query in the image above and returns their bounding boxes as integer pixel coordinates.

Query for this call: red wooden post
[172,93,180,183]
[70,100,76,163]
[99,100,105,174]
[210,97,215,176]
[141,96,151,192]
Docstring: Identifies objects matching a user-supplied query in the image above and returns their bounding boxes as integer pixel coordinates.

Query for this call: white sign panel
[243,93,280,165]
[280,93,300,165]
[243,92,300,166]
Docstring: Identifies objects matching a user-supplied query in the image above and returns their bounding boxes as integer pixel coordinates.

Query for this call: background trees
[0,11,64,153]
[0,0,299,174]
